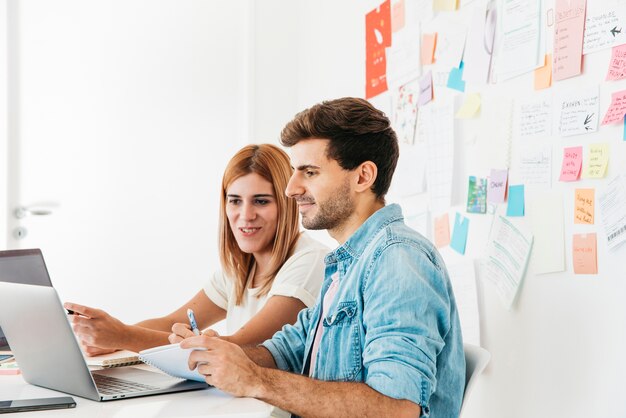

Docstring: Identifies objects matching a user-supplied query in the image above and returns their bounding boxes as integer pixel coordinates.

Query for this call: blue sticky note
[506,185,525,216]
[450,212,469,255]
[447,61,466,92]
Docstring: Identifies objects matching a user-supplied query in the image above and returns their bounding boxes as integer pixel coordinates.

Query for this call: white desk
[0,372,272,417]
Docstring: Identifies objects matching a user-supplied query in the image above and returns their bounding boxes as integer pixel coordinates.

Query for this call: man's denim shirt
[262,204,465,418]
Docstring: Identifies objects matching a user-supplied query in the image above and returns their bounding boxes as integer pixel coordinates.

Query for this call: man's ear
[354,161,378,193]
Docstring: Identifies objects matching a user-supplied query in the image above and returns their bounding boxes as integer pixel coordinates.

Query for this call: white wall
[0,0,8,245]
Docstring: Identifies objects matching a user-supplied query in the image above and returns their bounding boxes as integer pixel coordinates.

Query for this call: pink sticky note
[391,0,405,32]
[573,233,597,274]
[606,44,626,81]
[601,89,626,125]
[553,0,586,81]
[421,33,437,65]
[559,146,583,182]
[487,169,508,204]
[434,213,451,248]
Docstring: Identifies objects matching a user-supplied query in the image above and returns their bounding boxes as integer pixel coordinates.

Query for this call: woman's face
[225,173,279,261]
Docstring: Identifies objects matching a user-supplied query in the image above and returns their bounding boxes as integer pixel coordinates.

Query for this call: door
[5,0,252,322]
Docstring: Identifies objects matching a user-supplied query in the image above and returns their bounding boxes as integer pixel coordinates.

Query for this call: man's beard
[300,180,354,231]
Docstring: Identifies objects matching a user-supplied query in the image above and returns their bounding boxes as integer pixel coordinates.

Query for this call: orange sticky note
[574,189,594,224]
[421,33,437,65]
[534,54,552,90]
[573,233,597,274]
[434,213,451,248]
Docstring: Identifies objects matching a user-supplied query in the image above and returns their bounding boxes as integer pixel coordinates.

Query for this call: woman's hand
[64,302,128,356]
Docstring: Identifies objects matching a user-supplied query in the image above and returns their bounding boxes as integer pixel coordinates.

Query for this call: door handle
[14,204,57,219]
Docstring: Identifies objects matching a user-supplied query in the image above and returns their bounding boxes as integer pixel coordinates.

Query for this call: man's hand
[169,323,219,344]
[64,302,127,356]
[181,335,263,398]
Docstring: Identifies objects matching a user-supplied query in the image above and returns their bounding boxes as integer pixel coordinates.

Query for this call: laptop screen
[0,249,53,350]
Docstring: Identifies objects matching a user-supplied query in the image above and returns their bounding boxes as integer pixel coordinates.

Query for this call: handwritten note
[418,71,433,106]
[506,185,525,217]
[559,146,583,182]
[488,169,508,204]
[553,0,587,81]
[456,93,481,118]
[583,143,609,179]
[451,212,469,255]
[606,44,626,81]
[574,188,595,224]
[534,54,552,90]
[572,233,598,274]
[518,144,552,188]
[583,5,626,54]
[421,33,437,65]
[517,97,552,137]
[601,89,626,125]
[557,88,599,136]
[434,213,451,248]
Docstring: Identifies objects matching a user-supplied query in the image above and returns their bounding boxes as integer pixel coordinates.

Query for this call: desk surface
[0,372,273,417]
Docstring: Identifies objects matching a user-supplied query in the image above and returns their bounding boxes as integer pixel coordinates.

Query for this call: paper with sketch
[559,146,583,182]
[463,2,496,85]
[528,193,565,274]
[386,21,421,89]
[517,144,551,188]
[607,44,626,81]
[496,0,544,80]
[574,188,595,224]
[447,261,480,345]
[582,143,609,179]
[422,102,455,215]
[481,215,533,309]
[601,89,626,125]
[515,96,552,138]
[573,233,598,274]
[434,19,467,67]
[557,88,599,136]
[139,343,206,382]
[392,80,420,145]
[583,4,626,55]
[598,175,626,250]
[553,0,586,81]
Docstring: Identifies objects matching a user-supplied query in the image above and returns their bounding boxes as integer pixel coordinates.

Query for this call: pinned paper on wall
[557,88,599,136]
[574,188,594,224]
[488,169,508,204]
[559,146,583,182]
[606,44,626,81]
[534,54,552,90]
[391,0,405,32]
[518,144,552,188]
[385,20,421,89]
[392,80,420,145]
[516,96,552,138]
[467,176,487,213]
[434,213,451,248]
[583,143,609,179]
[433,0,458,13]
[423,103,455,215]
[450,212,470,255]
[506,185,525,216]
[447,261,480,345]
[528,193,565,274]
[365,1,392,99]
[573,233,598,275]
[421,33,437,65]
[456,93,481,118]
[447,61,466,92]
[553,0,587,81]
[601,89,626,125]
[598,175,626,250]
[418,71,433,106]
[463,2,496,85]
[583,4,626,55]
[435,22,467,67]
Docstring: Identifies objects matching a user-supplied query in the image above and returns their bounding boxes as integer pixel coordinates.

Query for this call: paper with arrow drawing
[583,3,626,55]
[557,88,599,137]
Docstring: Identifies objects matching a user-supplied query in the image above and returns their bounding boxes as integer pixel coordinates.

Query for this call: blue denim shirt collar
[324,204,403,265]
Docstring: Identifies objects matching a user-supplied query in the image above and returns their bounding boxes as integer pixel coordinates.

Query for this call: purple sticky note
[487,169,508,204]
[418,71,433,106]
[559,146,583,182]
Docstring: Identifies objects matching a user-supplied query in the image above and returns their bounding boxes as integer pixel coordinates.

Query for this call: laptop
[0,249,53,350]
[0,282,208,401]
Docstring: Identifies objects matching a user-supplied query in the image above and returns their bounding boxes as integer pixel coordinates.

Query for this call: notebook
[86,350,142,368]
[0,282,207,401]
[139,343,206,382]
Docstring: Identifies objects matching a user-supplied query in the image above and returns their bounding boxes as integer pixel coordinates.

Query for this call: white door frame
[0,0,8,248]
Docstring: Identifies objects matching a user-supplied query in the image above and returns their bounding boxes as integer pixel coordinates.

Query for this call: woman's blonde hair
[219,144,300,305]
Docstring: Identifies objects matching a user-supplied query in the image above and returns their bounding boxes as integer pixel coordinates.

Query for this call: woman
[65,144,327,355]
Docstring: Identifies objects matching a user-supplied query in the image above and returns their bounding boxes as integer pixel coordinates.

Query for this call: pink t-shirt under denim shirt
[308,272,339,376]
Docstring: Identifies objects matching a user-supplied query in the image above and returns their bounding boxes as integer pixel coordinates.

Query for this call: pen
[187,309,200,335]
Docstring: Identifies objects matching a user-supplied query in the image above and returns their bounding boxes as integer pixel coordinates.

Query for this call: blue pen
[187,309,200,335]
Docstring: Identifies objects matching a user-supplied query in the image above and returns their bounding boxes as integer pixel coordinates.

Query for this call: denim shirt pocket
[321,301,362,381]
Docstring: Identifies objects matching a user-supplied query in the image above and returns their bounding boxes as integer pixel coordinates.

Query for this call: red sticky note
[559,146,583,182]
[434,213,451,248]
[573,233,597,274]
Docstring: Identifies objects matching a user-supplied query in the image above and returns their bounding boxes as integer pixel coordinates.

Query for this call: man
[179,97,465,418]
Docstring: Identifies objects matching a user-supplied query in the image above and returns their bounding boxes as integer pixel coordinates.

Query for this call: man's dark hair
[280,97,399,201]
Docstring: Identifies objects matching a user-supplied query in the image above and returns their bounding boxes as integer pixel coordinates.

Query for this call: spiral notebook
[86,350,141,368]
[139,343,206,382]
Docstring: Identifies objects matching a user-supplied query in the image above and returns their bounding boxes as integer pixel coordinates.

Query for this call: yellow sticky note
[433,0,457,12]
[434,213,451,248]
[455,93,481,119]
[574,188,594,224]
[421,33,437,65]
[583,143,609,179]
[573,233,597,274]
[534,54,552,90]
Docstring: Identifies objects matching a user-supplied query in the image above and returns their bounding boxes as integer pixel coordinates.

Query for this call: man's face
[286,139,355,232]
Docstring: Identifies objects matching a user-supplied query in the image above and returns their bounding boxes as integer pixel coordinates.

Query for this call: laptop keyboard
[93,373,161,395]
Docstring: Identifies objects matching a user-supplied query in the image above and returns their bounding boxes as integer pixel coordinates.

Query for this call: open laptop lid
[0,249,53,350]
